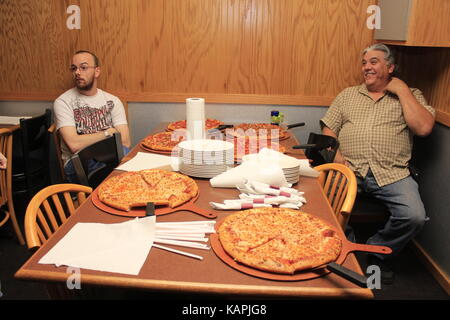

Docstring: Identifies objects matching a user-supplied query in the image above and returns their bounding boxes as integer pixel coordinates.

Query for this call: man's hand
[333,151,349,167]
[384,77,409,96]
[0,152,7,169]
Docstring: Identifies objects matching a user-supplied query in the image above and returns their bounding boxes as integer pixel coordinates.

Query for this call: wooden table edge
[15,268,373,299]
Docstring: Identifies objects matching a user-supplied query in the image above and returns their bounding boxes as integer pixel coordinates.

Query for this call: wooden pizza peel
[91,188,217,219]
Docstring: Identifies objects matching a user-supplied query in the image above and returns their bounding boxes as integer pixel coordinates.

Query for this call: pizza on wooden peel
[97,169,198,211]
[217,208,342,274]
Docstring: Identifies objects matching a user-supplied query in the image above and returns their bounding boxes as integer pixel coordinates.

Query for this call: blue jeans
[64,146,130,184]
[356,170,428,260]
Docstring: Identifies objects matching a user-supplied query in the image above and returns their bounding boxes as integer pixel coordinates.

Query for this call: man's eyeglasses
[69,65,97,73]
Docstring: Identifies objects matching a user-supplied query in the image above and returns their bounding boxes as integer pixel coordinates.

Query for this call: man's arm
[59,126,118,154]
[114,124,131,148]
[322,126,348,166]
[385,77,435,137]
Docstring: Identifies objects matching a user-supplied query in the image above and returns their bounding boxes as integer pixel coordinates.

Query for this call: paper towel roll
[186,98,205,140]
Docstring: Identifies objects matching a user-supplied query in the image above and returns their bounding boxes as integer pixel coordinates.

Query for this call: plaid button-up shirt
[321,84,435,187]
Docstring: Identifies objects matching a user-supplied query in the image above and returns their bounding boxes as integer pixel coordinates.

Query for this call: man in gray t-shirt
[53,50,131,181]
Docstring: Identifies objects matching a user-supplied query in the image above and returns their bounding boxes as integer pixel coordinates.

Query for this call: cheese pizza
[98,169,198,211]
[231,123,288,140]
[217,208,342,274]
[167,118,223,131]
[141,131,185,151]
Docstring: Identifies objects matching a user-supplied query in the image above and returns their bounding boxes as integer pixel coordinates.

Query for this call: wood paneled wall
[394,46,450,126]
[0,0,375,104]
[0,0,448,126]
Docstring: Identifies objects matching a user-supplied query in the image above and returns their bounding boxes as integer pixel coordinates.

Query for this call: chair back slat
[48,123,66,181]
[36,225,46,245]
[335,182,349,214]
[36,207,54,239]
[329,171,342,207]
[51,193,68,224]
[315,163,357,230]
[63,191,77,215]
[333,174,348,212]
[77,192,87,204]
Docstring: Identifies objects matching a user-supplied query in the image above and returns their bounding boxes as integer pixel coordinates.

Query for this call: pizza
[230,123,288,140]
[167,118,224,131]
[97,169,198,211]
[141,131,185,151]
[217,208,342,274]
[233,137,286,161]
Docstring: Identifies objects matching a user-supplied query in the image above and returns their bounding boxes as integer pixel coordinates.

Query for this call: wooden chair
[69,132,124,189]
[315,163,357,230]
[12,109,52,201]
[0,128,25,245]
[24,183,92,250]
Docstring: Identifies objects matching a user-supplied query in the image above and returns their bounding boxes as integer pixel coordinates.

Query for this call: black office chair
[12,109,52,201]
[70,132,124,189]
[292,132,340,167]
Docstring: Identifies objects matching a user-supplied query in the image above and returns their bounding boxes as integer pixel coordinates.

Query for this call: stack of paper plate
[178,139,234,178]
[279,154,300,185]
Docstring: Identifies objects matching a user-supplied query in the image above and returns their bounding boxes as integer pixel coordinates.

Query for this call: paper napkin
[116,152,180,172]
[39,217,156,275]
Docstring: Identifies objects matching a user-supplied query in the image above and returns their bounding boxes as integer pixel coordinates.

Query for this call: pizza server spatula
[326,262,368,288]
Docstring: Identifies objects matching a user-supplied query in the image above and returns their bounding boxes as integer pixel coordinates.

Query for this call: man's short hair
[74,50,100,67]
[363,43,395,67]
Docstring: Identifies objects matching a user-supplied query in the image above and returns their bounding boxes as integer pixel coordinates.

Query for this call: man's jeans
[356,170,428,260]
[64,146,130,184]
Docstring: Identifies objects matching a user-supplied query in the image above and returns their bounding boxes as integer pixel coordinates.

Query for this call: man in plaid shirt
[321,43,435,284]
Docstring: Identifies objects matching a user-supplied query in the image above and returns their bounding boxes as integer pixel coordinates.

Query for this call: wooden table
[15,125,373,299]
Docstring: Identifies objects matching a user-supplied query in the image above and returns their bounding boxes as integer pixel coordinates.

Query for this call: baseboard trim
[412,240,450,296]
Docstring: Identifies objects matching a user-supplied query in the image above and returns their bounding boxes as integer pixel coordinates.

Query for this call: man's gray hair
[363,43,395,67]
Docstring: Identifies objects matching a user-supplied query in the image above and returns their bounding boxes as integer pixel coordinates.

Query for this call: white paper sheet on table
[39,217,155,275]
[116,152,180,172]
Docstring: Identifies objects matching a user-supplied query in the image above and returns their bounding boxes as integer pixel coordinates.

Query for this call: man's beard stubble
[75,77,94,91]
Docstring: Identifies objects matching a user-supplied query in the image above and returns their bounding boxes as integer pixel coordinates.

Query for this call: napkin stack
[210,148,292,188]
[153,221,216,251]
[210,180,306,210]
[186,98,205,140]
